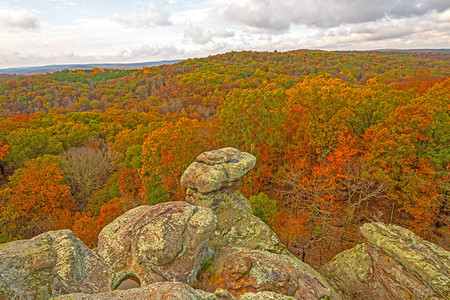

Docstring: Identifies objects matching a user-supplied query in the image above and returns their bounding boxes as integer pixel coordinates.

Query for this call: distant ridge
[376,49,450,54]
[1,48,448,75]
[0,60,181,75]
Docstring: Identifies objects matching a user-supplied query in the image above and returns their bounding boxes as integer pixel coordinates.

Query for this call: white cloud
[0,9,40,31]
[112,2,171,28]
[119,43,185,59]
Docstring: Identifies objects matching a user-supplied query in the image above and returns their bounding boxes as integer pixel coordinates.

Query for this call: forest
[0,49,448,267]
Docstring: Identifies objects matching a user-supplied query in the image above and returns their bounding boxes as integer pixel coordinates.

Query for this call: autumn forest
[0,50,448,267]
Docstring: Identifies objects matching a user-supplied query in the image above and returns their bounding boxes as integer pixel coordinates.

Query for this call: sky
[0,0,449,68]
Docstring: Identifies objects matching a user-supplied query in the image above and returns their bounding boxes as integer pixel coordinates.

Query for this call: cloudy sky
[1,0,449,68]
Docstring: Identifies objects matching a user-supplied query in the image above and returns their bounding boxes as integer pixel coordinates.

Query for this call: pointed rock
[181,147,256,207]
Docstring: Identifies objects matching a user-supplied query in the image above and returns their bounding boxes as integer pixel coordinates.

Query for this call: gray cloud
[214,27,235,38]
[184,22,235,44]
[112,2,171,28]
[0,9,40,31]
[184,22,213,44]
[220,0,450,32]
[318,11,450,48]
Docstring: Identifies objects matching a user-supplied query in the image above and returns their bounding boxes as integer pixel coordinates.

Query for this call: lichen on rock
[209,190,286,254]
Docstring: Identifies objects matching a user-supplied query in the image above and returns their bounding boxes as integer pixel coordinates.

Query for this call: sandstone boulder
[196,246,340,299]
[96,202,217,287]
[181,147,256,207]
[360,222,450,300]
[0,230,113,300]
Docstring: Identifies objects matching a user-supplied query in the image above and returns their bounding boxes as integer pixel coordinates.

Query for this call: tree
[216,88,287,194]
[72,212,99,248]
[364,103,440,237]
[3,160,76,239]
[285,75,353,164]
[117,167,147,210]
[6,128,64,169]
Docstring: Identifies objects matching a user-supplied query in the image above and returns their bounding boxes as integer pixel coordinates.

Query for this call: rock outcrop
[321,222,450,300]
[2,147,449,300]
[0,230,113,300]
[97,201,216,286]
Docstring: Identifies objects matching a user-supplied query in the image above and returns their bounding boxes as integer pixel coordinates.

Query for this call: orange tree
[0,141,8,161]
[1,158,76,240]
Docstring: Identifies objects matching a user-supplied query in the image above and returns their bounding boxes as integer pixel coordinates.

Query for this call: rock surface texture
[52,281,296,300]
[320,244,373,299]
[0,230,113,300]
[2,148,449,300]
[179,148,339,299]
[197,246,338,299]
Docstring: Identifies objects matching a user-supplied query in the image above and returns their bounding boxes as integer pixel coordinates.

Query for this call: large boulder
[196,246,340,299]
[360,222,450,300]
[0,230,113,300]
[96,202,217,287]
[181,147,256,207]
[51,282,296,300]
